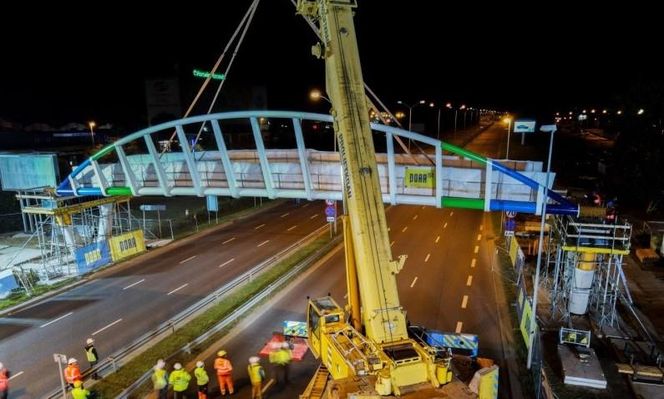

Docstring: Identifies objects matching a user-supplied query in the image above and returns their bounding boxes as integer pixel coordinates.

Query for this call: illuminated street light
[397,100,427,151]
[503,116,512,159]
[309,89,331,104]
[617,110,623,115]
[637,108,645,115]
[88,121,96,146]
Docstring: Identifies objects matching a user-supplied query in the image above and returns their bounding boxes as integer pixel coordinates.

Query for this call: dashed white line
[280,212,290,218]
[8,370,24,380]
[302,203,309,208]
[390,241,395,247]
[402,226,408,233]
[450,211,454,216]
[179,255,196,264]
[443,222,448,229]
[435,235,440,243]
[219,258,235,268]
[123,278,145,290]
[474,245,479,254]
[257,240,270,247]
[471,258,477,268]
[479,225,484,231]
[40,312,73,328]
[477,234,482,241]
[223,237,236,244]
[310,214,319,219]
[412,214,419,220]
[410,277,419,288]
[343,293,348,299]
[92,318,122,336]
[255,224,266,230]
[455,321,463,333]
[167,283,189,296]
[461,295,469,309]
[424,253,431,262]
[287,225,297,231]
[466,275,473,287]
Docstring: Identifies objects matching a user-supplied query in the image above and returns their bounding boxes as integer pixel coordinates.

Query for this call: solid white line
[280,212,289,218]
[219,258,235,268]
[402,226,408,233]
[461,295,469,309]
[257,240,270,247]
[92,318,122,336]
[471,258,477,268]
[410,277,418,288]
[179,255,196,264]
[412,214,418,220]
[390,241,395,247]
[474,245,479,254]
[477,234,482,241]
[443,222,448,229]
[287,225,297,231]
[167,283,189,296]
[479,225,484,231]
[255,224,265,230]
[425,254,430,262]
[40,312,73,328]
[467,275,473,287]
[455,321,463,333]
[8,371,24,380]
[222,237,236,244]
[310,214,319,219]
[435,235,440,243]
[123,278,145,290]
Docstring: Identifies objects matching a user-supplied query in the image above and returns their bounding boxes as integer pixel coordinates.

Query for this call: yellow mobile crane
[296,1,483,397]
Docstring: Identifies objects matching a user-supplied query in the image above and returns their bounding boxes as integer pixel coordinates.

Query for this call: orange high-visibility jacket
[64,364,81,383]
[214,358,233,376]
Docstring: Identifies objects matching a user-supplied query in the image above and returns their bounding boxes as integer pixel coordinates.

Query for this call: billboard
[109,230,146,262]
[0,153,59,191]
[0,269,19,299]
[75,241,112,274]
[513,121,536,133]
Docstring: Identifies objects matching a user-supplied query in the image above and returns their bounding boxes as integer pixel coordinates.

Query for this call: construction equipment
[296,1,488,397]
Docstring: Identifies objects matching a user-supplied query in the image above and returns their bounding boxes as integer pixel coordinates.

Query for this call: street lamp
[88,121,96,146]
[397,99,426,151]
[310,89,336,151]
[503,116,512,159]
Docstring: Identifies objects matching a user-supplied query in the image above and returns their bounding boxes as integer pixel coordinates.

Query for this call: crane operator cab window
[307,296,345,357]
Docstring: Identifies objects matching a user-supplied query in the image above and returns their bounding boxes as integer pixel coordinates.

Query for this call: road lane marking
[421,206,425,209]
[467,275,473,286]
[302,203,309,208]
[219,258,235,268]
[222,237,236,244]
[477,234,482,241]
[92,318,122,336]
[167,283,189,296]
[40,312,73,328]
[480,225,484,231]
[455,321,463,333]
[390,241,395,247]
[343,293,348,299]
[435,235,440,243]
[425,253,430,262]
[257,240,270,247]
[402,226,408,233]
[461,295,469,309]
[179,255,196,264]
[412,214,418,220]
[310,214,319,219]
[123,279,145,290]
[255,224,265,230]
[287,225,297,231]
[410,277,418,288]
[262,379,275,393]
[450,211,454,216]
[474,245,479,254]
[471,258,477,268]
[8,371,24,380]
[280,212,289,218]
[443,222,448,229]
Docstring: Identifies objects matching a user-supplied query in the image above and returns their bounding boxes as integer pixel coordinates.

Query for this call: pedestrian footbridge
[56,110,578,215]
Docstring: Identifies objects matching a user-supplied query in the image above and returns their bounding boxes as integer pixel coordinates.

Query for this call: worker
[194,360,209,399]
[214,350,234,396]
[71,380,91,399]
[151,359,169,399]
[64,358,82,388]
[84,337,99,379]
[247,356,265,399]
[0,362,9,399]
[269,342,292,386]
[168,362,191,399]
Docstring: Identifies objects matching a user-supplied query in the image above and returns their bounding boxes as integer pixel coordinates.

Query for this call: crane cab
[307,296,346,359]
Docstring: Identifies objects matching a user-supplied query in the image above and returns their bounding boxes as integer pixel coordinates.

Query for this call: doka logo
[409,173,429,184]
[119,237,137,252]
[84,249,102,265]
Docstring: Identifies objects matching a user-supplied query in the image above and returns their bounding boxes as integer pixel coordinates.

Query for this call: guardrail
[45,222,336,398]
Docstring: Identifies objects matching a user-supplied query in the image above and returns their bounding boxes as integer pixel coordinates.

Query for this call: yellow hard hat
[217,350,227,357]
[74,380,83,388]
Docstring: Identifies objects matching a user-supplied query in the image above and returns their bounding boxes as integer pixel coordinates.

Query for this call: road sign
[513,120,536,133]
[53,353,67,364]
[325,201,336,223]
[325,199,334,206]
[139,204,166,212]
[506,211,517,218]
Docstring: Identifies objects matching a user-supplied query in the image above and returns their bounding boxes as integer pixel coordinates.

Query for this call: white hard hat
[86,338,94,345]
[196,361,204,368]
[68,358,77,364]
[249,356,260,364]
[0,362,3,369]
[155,359,165,370]
[173,362,182,370]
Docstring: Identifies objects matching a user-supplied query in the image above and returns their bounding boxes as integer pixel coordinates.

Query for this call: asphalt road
[0,200,329,398]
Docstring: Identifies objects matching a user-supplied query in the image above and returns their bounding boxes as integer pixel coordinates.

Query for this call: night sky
[1,1,660,127]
